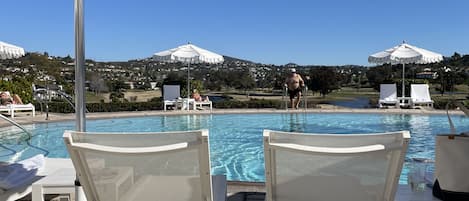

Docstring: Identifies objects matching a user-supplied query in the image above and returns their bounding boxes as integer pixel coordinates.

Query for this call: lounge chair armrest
[269,142,401,155]
[70,142,192,154]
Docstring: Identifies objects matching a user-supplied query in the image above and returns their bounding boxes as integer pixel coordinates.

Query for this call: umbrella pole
[402,63,405,98]
[74,0,87,200]
[187,62,190,110]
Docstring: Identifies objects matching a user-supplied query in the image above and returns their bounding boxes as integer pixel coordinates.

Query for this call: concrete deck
[226,181,441,201]
[18,177,440,200]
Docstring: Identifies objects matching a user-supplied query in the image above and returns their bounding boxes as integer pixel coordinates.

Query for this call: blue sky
[1,0,468,66]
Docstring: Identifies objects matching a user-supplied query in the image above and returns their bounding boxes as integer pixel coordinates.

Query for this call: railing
[33,86,88,120]
[283,86,308,110]
[0,113,49,158]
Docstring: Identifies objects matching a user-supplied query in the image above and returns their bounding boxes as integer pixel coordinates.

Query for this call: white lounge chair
[378,84,398,108]
[410,84,434,108]
[63,129,226,201]
[163,85,181,111]
[263,130,410,201]
[0,105,10,115]
[9,104,35,118]
[0,91,35,118]
[195,100,213,110]
[0,156,73,201]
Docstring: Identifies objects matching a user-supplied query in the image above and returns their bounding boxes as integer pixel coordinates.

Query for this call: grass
[77,84,467,108]
[85,90,162,103]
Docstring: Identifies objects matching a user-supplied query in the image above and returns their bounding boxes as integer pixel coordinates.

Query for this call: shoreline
[0,107,465,128]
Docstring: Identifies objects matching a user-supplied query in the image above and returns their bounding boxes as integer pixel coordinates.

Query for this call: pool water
[1,113,469,184]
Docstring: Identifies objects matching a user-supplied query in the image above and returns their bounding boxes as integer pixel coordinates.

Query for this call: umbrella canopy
[154,43,224,64]
[153,43,224,104]
[0,41,25,59]
[368,42,443,97]
[368,42,443,65]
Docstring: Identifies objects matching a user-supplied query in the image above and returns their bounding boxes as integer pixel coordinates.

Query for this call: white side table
[32,168,76,201]
[398,97,412,108]
[179,98,195,110]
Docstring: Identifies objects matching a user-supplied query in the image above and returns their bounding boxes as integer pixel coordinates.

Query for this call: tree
[109,91,126,103]
[232,71,256,90]
[89,73,108,94]
[0,76,33,103]
[107,80,129,92]
[366,65,394,90]
[307,67,340,97]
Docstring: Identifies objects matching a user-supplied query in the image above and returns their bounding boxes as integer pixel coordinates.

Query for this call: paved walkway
[226,184,440,201]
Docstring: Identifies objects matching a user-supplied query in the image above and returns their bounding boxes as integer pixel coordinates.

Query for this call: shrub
[36,101,163,113]
[214,99,283,109]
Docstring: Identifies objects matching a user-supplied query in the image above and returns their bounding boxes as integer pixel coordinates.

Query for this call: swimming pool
[1,113,469,184]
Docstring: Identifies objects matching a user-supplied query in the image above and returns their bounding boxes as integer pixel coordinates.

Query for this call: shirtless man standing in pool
[285,68,305,109]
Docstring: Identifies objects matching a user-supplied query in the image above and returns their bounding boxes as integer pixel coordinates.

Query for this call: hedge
[35,99,286,113]
[35,101,163,113]
[34,98,467,113]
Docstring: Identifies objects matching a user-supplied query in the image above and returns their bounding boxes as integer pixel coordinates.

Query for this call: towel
[0,154,45,190]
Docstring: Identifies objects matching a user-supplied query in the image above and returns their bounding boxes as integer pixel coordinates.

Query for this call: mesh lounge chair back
[263,130,410,201]
[163,85,180,101]
[379,84,397,101]
[379,84,398,107]
[410,84,433,107]
[64,129,213,201]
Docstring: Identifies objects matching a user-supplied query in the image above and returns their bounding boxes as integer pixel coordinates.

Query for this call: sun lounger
[263,130,410,201]
[64,129,227,201]
[0,104,36,118]
[0,156,73,201]
[9,104,35,118]
[163,85,181,110]
[378,84,398,108]
[0,105,10,115]
[0,91,35,118]
[410,84,434,108]
[195,100,213,110]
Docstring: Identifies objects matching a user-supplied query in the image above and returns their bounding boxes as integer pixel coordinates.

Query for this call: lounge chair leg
[31,185,45,201]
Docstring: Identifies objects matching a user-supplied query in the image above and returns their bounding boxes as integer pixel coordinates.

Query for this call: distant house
[285,63,298,68]
[125,81,135,89]
[416,68,437,79]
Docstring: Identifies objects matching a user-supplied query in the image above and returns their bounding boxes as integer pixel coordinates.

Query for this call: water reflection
[408,115,434,159]
[281,113,307,132]
[161,115,211,131]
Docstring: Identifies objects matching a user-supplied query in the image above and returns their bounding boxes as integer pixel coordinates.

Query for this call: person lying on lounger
[192,89,210,102]
[0,92,23,105]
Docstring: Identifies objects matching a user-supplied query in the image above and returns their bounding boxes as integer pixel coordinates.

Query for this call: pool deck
[0,107,465,128]
[17,172,440,201]
[226,181,440,201]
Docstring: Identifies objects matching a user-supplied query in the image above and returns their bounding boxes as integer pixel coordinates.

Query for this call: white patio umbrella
[368,41,443,97]
[153,43,224,106]
[0,41,25,59]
